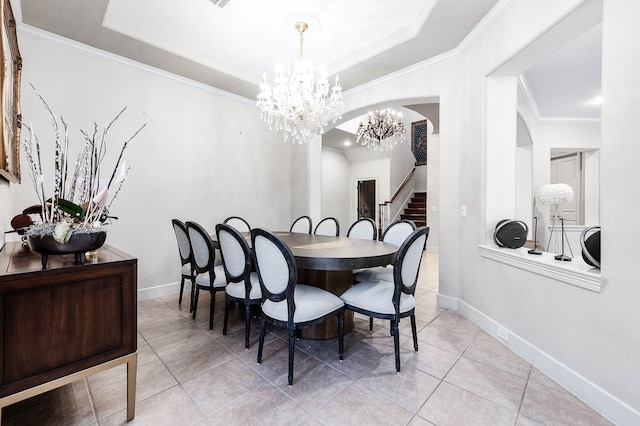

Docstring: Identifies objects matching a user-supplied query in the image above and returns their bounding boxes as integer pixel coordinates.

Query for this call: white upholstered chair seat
[224,272,262,299]
[262,284,344,323]
[181,263,192,276]
[353,265,393,283]
[340,280,415,315]
[195,265,227,288]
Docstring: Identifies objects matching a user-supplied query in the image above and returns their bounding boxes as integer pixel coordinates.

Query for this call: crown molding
[16,23,254,106]
[347,0,519,97]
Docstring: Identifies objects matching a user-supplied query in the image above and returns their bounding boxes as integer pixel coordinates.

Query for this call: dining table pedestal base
[297,269,354,339]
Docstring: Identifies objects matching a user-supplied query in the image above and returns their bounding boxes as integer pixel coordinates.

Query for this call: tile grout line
[137,297,229,424]
[513,366,533,425]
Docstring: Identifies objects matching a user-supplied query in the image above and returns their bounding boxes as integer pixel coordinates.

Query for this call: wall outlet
[497,327,509,342]
[461,205,467,218]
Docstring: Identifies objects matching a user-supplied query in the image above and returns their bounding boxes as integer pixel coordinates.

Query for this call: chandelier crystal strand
[257,21,343,145]
[355,108,406,151]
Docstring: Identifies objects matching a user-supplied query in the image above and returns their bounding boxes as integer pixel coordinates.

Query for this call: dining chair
[171,219,194,310]
[223,216,251,233]
[289,215,312,234]
[346,217,377,240]
[313,217,340,237]
[340,226,430,372]
[353,219,417,331]
[216,223,262,348]
[354,219,416,284]
[251,228,345,385]
[186,221,227,330]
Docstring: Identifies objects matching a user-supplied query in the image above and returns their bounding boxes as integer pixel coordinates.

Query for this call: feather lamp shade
[538,183,574,205]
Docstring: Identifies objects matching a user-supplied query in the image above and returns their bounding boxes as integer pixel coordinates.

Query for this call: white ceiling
[18,0,500,99]
[16,0,602,156]
[523,23,602,120]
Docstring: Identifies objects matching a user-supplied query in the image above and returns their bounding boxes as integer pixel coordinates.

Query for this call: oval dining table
[214,231,398,339]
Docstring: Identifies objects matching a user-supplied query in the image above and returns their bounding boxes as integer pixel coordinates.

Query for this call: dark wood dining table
[213,231,398,339]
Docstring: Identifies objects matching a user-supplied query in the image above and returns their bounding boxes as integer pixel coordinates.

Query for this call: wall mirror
[515,20,602,253]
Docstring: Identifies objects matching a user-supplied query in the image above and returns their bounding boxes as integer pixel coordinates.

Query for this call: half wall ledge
[479,245,603,293]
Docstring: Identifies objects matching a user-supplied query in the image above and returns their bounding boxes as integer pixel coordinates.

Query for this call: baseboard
[137,281,181,300]
[454,299,639,426]
[436,292,458,310]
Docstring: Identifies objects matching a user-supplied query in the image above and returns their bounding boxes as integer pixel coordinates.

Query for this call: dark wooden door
[357,180,376,220]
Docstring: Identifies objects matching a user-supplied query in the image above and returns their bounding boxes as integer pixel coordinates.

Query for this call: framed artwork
[411,119,428,166]
[0,0,21,183]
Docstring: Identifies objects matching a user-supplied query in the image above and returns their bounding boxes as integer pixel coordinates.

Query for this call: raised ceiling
[16,0,602,156]
[18,0,500,99]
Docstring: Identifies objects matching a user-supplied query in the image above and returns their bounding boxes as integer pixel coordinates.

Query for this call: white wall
[341,0,639,423]
[599,0,640,418]
[321,147,351,235]
[425,129,440,251]
[8,30,291,298]
[461,0,638,423]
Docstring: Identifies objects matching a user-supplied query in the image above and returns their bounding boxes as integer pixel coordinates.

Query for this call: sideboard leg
[126,353,138,421]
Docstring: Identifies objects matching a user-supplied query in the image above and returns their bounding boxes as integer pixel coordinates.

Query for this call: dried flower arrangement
[21,85,145,244]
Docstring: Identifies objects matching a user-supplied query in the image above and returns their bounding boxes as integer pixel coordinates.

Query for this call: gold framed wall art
[0,0,21,183]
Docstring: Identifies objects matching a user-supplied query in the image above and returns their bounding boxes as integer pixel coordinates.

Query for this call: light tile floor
[3,252,613,425]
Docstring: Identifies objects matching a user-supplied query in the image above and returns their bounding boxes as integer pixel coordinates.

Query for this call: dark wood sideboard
[0,241,138,423]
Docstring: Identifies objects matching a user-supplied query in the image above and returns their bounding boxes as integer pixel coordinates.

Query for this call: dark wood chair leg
[223,299,232,336]
[338,311,344,360]
[392,319,401,372]
[244,303,251,349]
[189,279,195,312]
[178,277,185,305]
[257,319,267,364]
[288,327,296,385]
[369,317,373,332]
[411,314,419,351]
[192,288,200,320]
[208,291,215,330]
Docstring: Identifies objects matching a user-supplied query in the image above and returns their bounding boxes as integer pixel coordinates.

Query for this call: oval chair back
[186,221,216,277]
[290,215,312,234]
[382,219,416,247]
[186,221,226,330]
[393,226,430,299]
[216,222,261,348]
[346,218,377,240]
[223,216,251,233]
[251,228,297,309]
[171,219,193,307]
[314,217,340,237]
[216,223,252,285]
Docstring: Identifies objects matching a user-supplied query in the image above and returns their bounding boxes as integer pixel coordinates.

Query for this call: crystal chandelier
[356,108,406,151]
[256,21,343,145]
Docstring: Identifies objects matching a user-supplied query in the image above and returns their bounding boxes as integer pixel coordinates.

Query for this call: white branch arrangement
[21,84,146,243]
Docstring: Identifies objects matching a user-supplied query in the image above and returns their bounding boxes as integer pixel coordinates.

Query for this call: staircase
[401,192,427,227]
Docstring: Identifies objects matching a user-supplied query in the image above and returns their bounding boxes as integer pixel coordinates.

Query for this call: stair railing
[378,167,416,237]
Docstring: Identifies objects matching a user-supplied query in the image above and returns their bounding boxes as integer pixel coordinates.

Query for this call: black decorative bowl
[28,230,107,269]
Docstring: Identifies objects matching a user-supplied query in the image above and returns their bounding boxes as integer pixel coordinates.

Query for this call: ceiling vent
[210,0,231,8]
